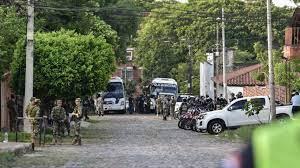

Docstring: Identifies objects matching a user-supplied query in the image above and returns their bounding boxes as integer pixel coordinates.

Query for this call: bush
[11,29,116,100]
[220,125,259,142]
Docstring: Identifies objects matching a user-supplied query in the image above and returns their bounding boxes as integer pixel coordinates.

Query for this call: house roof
[212,64,266,86]
[288,8,300,27]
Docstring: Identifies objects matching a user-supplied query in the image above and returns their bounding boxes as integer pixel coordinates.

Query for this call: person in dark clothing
[7,95,17,131]
[82,97,90,121]
[128,96,134,114]
[229,93,236,102]
[138,95,145,113]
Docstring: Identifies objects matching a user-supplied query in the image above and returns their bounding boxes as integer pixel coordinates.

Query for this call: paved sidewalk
[0,142,32,155]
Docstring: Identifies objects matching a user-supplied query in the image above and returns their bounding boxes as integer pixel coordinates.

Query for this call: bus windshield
[103,82,124,98]
[150,84,177,96]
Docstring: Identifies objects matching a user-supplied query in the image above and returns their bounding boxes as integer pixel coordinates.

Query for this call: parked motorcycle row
[177,95,229,132]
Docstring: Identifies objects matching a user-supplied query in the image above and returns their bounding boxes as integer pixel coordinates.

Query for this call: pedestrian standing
[82,97,90,121]
[170,96,176,119]
[162,96,170,120]
[129,95,134,114]
[139,94,145,113]
[7,95,17,131]
[28,99,41,150]
[51,99,66,145]
[71,98,82,145]
[156,95,163,116]
[96,94,104,116]
[25,97,36,117]
[291,91,300,116]
[179,98,188,116]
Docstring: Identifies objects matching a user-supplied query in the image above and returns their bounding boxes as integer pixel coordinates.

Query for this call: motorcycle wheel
[178,120,183,129]
[184,120,191,130]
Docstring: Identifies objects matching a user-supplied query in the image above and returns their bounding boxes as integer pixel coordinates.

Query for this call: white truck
[196,96,292,134]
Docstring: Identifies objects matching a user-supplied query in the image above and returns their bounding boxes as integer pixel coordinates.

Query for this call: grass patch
[0,152,16,168]
[219,125,259,142]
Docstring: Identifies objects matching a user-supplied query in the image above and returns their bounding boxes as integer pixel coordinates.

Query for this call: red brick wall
[244,85,288,104]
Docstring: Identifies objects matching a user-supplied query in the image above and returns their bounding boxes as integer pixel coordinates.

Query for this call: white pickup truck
[196,96,292,134]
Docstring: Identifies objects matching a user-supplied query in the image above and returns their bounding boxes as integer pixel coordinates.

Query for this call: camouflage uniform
[96,97,104,116]
[25,98,35,117]
[162,97,170,120]
[170,97,176,119]
[156,96,163,115]
[28,100,41,146]
[71,102,82,145]
[51,106,66,144]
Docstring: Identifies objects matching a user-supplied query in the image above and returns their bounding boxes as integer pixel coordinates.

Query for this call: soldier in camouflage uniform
[51,99,66,145]
[156,95,163,116]
[28,99,41,150]
[170,96,176,119]
[25,97,36,117]
[71,98,82,145]
[162,96,171,120]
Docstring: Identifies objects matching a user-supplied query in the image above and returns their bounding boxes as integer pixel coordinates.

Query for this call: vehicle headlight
[150,101,153,105]
[121,101,125,105]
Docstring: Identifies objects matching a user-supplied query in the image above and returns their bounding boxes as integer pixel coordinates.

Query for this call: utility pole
[216,18,220,97]
[24,0,34,132]
[267,0,276,120]
[222,8,228,100]
[188,44,193,95]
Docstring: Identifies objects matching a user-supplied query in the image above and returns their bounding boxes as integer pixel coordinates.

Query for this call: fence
[15,116,48,146]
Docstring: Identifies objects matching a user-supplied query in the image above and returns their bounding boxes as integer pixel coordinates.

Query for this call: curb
[0,142,32,156]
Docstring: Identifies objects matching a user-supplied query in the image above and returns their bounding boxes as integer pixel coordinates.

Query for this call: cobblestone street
[9,115,241,168]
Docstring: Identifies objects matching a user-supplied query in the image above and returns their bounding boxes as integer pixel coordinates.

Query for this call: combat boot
[78,138,82,146]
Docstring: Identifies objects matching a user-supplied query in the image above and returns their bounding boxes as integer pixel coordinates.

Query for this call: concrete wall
[200,61,214,98]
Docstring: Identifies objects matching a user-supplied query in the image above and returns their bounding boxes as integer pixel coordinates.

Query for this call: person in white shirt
[291,91,300,115]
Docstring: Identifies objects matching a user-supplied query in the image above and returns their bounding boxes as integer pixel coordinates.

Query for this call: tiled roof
[212,64,266,86]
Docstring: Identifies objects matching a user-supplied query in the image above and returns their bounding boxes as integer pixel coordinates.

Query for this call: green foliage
[11,30,116,100]
[243,99,264,124]
[135,0,292,85]
[125,80,137,96]
[0,152,15,168]
[220,125,258,142]
[0,6,25,75]
[171,62,199,95]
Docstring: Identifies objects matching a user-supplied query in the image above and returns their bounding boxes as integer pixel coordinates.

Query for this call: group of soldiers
[25,97,84,149]
[156,95,176,120]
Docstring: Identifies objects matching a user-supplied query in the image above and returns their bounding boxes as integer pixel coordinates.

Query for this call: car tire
[276,114,290,124]
[208,120,224,135]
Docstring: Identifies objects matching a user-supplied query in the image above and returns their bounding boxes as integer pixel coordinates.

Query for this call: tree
[36,0,119,58]
[243,99,264,124]
[11,30,116,100]
[135,0,292,86]
[0,6,25,75]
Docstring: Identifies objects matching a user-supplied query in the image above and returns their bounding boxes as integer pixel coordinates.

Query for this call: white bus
[149,78,178,111]
[103,77,126,113]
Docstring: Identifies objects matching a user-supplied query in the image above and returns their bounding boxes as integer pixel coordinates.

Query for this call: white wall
[200,61,214,98]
